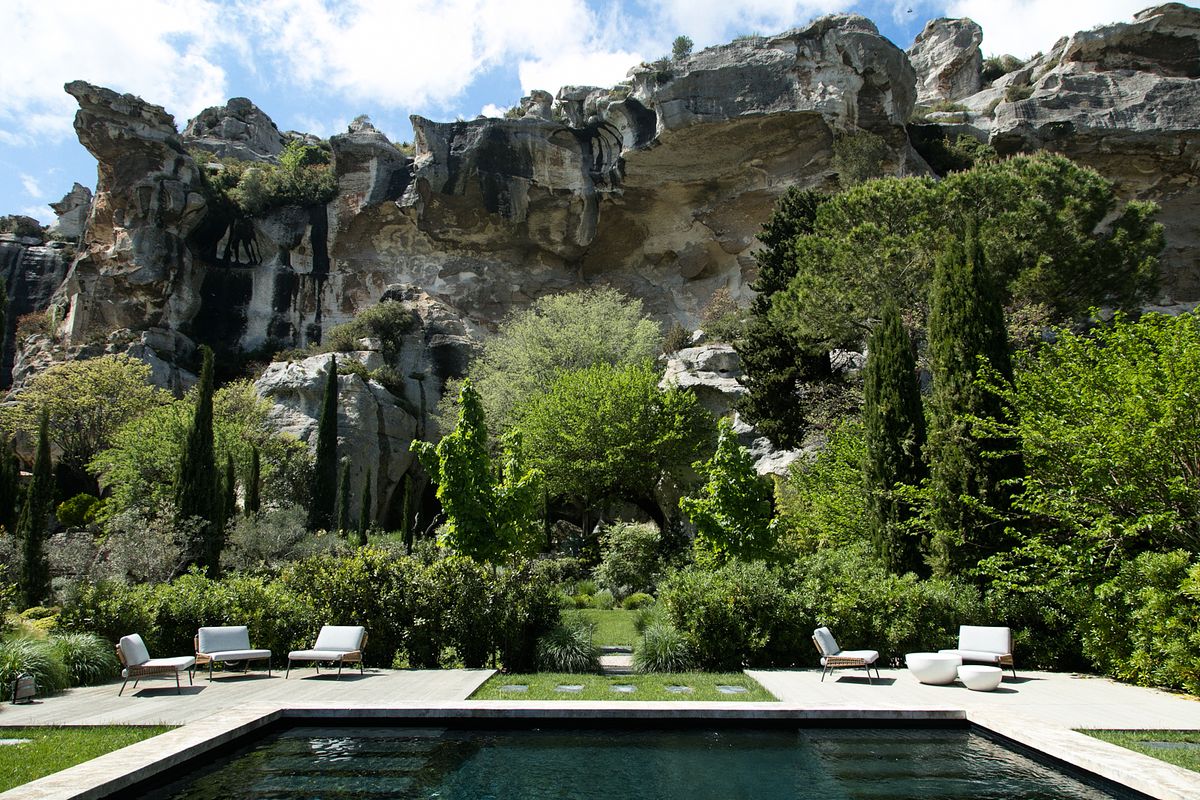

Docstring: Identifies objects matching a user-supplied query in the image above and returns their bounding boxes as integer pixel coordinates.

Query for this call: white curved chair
[812,626,881,684]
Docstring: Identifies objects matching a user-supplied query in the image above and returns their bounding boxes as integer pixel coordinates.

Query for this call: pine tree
[357,467,372,546]
[309,356,338,530]
[17,409,53,608]
[336,458,351,537]
[862,300,926,575]
[926,225,1023,577]
[245,446,260,516]
[176,345,220,575]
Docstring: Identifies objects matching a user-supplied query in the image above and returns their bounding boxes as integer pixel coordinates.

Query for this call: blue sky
[0,0,1153,224]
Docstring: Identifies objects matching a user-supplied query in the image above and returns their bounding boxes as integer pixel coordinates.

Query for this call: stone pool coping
[3,701,1198,800]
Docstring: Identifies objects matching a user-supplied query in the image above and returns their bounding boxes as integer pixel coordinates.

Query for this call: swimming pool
[141,724,1139,799]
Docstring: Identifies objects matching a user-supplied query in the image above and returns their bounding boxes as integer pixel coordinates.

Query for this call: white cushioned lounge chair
[939,625,1017,678]
[195,626,273,680]
[812,626,881,684]
[286,625,367,679]
[116,634,195,696]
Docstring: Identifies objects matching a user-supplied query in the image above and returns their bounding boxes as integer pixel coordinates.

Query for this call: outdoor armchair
[115,633,195,696]
[195,626,273,680]
[939,625,1016,678]
[812,626,881,684]
[286,625,367,679]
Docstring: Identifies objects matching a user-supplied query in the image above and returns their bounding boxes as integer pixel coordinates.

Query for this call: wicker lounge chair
[286,625,367,679]
[939,625,1017,678]
[195,626,273,680]
[812,626,881,684]
[116,634,196,696]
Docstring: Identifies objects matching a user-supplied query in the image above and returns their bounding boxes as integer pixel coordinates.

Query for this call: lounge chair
[116,634,196,696]
[939,625,1016,678]
[812,626,881,684]
[286,625,367,679]
[195,626,273,680]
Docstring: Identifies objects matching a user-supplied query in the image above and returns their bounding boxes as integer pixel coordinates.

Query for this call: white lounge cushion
[203,649,272,661]
[197,626,252,653]
[958,625,1011,654]
[812,627,841,656]
[941,648,1007,663]
[118,634,151,666]
[289,649,357,661]
[821,649,879,666]
[313,625,365,652]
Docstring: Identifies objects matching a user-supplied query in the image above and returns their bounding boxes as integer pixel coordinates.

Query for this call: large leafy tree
[309,356,339,530]
[462,288,661,432]
[16,409,53,608]
[516,361,714,527]
[680,418,778,563]
[926,227,1022,577]
[175,345,220,575]
[862,300,926,575]
[1,354,169,493]
[413,380,542,562]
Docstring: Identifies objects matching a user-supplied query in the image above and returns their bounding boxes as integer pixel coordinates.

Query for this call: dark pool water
[144,726,1129,799]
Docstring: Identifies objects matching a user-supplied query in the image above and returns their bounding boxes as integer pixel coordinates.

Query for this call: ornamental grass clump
[634,622,693,673]
[50,632,120,686]
[0,636,70,697]
[536,619,600,673]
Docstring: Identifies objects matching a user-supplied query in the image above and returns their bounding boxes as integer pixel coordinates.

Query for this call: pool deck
[1,666,1198,799]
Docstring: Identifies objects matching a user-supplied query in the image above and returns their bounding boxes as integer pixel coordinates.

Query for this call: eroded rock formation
[908,18,983,104]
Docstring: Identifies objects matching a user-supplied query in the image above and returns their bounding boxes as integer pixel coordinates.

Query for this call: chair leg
[820,665,828,682]
[864,664,873,685]
[285,659,291,679]
[118,678,129,696]
[175,671,182,694]
[189,667,194,685]
[337,660,343,680]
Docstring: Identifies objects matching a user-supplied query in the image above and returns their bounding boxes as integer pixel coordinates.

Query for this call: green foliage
[982,54,1024,83]
[245,446,261,516]
[593,522,666,598]
[537,618,601,673]
[0,636,70,697]
[517,361,714,514]
[1084,551,1200,694]
[0,726,173,793]
[622,592,655,610]
[335,459,351,536]
[174,346,220,575]
[0,355,168,489]
[699,287,747,343]
[321,301,416,361]
[0,435,20,534]
[357,467,372,546]
[831,131,889,189]
[55,494,100,527]
[413,381,543,563]
[49,631,119,686]
[309,357,338,531]
[1005,83,1034,103]
[681,418,779,563]
[862,301,926,574]
[661,323,690,355]
[195,140,336,218]
[909,100,969,124]
[776,419,870,554]
[463,288,661,432]
[927,227,1021,576]
[917,135,997,176]
[17,410,53,609]
[671,35,693,60]
[634,622,694,672]
[224,503,334,572]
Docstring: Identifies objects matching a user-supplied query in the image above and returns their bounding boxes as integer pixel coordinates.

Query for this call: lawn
[470,672,776,702]
[565,608,638,647]
[1080,729,1200,773]
[0,726,175,792]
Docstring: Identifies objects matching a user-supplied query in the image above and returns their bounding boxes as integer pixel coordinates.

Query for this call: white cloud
[518,50,646,97]
[19,173,43,198]
[290,114,350,139]
[649,0,854,46]
[944,0,1152,58]
[479,104,508,119]
[20,204,54,225]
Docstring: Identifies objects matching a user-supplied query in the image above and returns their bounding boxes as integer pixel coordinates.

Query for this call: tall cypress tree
[221,452,236,529]
[926,225,1022,577]
[357,467,372,546]
[335,458,351,537]
[862,300,926,575]
[245,446,260,516]
[0,435,21,534]
[309,356,338,530]
[17,409,53,608]
[401,472,414,554]
[176,345,220,575]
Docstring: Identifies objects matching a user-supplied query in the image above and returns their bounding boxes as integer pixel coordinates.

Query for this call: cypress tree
[401,472,414,554]
[926,225,1023,577]
[0,435,21,534]
[16,409,53,608]
[357,467,372,546]
[862,300,926,575]
[245,446,260,516]
[309,356,338,530]
[221,452,236,529]
[176,345,219,575]
[335,458,351,537]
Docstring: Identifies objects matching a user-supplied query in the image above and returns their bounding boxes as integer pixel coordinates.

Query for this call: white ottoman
[906,652,962,685]
[958,665,1003,691]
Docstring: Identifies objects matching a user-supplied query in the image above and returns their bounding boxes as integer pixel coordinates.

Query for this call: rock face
[909,18,983,104]
[48,183,92,241]
[182,98,285,162]
[0,235,72,386]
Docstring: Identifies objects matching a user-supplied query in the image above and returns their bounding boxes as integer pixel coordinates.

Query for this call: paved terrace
[1,666,1198,799]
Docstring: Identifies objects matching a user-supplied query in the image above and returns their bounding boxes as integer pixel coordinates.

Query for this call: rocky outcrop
[48,183,92,241]
[10,327,197,395]
[0,235,72,386]
[909,18,983,104]
[182,98,285,162]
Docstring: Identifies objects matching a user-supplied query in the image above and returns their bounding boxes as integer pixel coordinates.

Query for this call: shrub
[831,131,888,188]
[50,632,119,686]
[56,494,101,527]
[322,301,417,360]
[0,636,70,697]
[622,592,655,610]
[593,522,666,598]
[662,323,690,354]
[634,622,693,673]
[495,560,563,672]
[591,588,616,610]
[981,54,1024,84]
[15,311,50,340]
[1005,83,1034,103]
[633,604,667,635]
[225,503,335,571]
[537,619,601,673]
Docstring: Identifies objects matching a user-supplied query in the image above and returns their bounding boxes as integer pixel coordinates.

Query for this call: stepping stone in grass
[0,739,31,746]
[499,684,528,692]
[665,685,693,694]
[556,684,584,693]
[610,684,636,693]
[715,685,749,695]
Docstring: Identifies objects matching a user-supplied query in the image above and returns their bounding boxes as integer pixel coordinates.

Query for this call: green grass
[565,608,638,647]
[470,672,776,702]
[1080,729,1200,773]
[0,726,174,792]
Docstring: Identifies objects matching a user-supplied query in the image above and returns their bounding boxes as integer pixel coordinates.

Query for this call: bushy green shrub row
[58,548,561,672]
